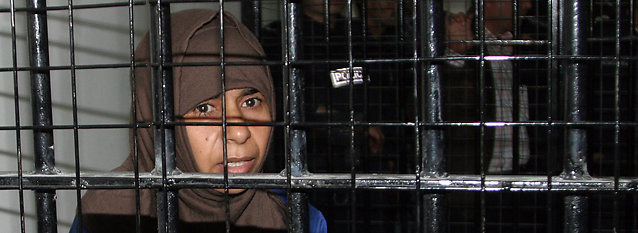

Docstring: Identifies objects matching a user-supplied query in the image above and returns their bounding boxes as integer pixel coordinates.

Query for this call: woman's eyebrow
[240,88,260,96]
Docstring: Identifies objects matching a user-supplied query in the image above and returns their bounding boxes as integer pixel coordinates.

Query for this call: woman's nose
[224,103,250,144]
[226,123,250,144]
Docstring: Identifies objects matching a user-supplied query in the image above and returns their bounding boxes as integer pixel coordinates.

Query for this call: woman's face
[183,88,272,179]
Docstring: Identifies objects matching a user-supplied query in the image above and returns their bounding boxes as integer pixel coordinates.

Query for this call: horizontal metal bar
[0,123,152,131]
[0,172,636,192]
[0,62,146,73]
[265,56,637,66]
[1,55,636,74]
[446,39,548,46]
[0,59,305,74]
[0,1,147,13]
[0,0,273,13]
[2,121,637,132]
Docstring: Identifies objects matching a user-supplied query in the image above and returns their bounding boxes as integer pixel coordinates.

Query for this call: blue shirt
[271,189,327,233]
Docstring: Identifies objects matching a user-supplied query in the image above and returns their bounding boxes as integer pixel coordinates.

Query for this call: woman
[71,9,325,233]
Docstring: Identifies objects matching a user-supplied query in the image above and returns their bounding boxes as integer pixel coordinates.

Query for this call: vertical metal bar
[408,0,421,232]
[241,0,261,38]
[633,2,638,232]
[592,0,604,179]
[127,1,142,233]
[216,2,233,232]
[420,0,445,179]
[633,0,638,181]
[563,196,589,233]
[10,0,26,232]
[322,0,335,174]
[612,0,622,231]
[345,1,357,233]
[284,0,306,180]
[634,1,638,194]
[475,1,488,233]
[560,0,589,180]
[560,1,590,233]
[283,1,309,232]
[398,0,407,175]
[511,0,521,174]
[547,1,560,232]
[396,1,409,231]
[66,0,84,232]
[635,11,638,233]
[26,0,58,232]
[149,2,178,233]
[420,0,446,232]
[634,1,638,191]
[359,2,370,167]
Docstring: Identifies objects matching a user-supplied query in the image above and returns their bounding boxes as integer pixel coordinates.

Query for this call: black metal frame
[1,0,637,232]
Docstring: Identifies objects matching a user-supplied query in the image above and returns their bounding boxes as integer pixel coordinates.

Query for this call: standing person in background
[365,0,399,40]
[360,2,417,232]
[443,0,535,174]
[360,0,409,173]
[443,1,554,232]
[261,1,386,232]
[261,0,383,173]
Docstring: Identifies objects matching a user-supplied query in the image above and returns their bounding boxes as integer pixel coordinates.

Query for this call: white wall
[0,1,246,232]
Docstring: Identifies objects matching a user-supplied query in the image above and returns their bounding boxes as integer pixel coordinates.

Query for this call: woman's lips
[217,159,254,173]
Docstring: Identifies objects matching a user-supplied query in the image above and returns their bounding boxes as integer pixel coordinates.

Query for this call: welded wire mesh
[0,0,636,233]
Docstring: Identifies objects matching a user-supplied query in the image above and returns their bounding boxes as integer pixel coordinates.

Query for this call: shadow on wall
[0,92,128,122]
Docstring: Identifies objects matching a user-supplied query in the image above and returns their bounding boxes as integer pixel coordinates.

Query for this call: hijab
[79,9,286,232]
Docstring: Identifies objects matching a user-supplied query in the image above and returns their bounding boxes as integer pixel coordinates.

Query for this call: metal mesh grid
[0,0,636,232]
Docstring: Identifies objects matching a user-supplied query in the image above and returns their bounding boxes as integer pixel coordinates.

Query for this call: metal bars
[419,0,446,233]
[560,1,590,232]
[148,2,178,233]
[126,0,142,232]
[1,172,637,191]
[1,0,636,233]
[9,0,27,231]
[283,1,310,232]
[25,0,58,232]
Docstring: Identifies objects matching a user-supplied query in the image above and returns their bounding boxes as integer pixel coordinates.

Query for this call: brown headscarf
[80,9,286,232]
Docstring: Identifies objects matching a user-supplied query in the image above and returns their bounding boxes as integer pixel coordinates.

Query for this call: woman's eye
[241,97,262,108]
[196,103,213,114]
